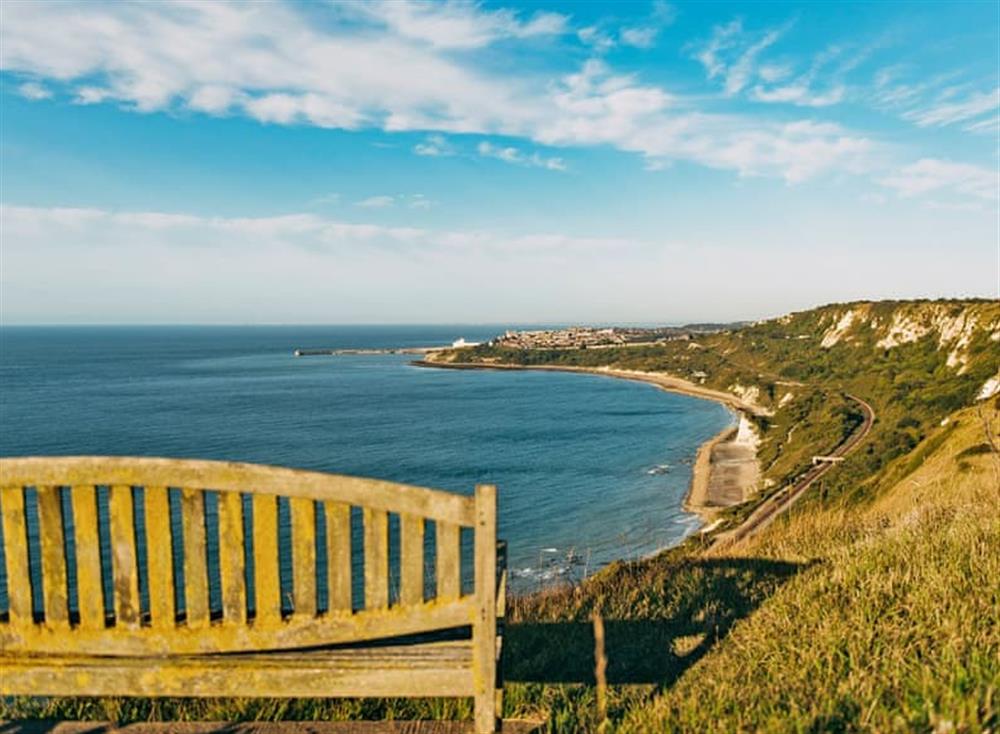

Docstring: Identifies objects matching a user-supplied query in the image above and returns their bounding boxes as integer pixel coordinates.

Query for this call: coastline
[413,357,762,523]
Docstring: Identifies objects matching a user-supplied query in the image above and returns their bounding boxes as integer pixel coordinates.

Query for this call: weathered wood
[0,457,474,526]
[109,484,141,628]
[0,598,475,656]
[436,522,460,602]
[37,486,69,626]
[472,485,498,733]
[217,490,247,624]
[325,501,352,612]
[290,497,317,618]
[1,486,32,626]
[144,486,176,627]
[70,485,104,629]
[252,493,281,625]
[0,640,475,698]
[0,458,503,733]
[399,513,424,606]
[181,488,209,627]
[363,508,389,610]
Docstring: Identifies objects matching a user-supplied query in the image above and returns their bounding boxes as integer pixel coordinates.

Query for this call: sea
[0,326,732,594]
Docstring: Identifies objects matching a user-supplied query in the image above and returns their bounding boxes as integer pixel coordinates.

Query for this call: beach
[415,357,762,523]
[684,414,760,520]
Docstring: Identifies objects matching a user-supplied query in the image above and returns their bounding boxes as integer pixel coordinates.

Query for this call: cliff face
[818,301,1000,374]
[768,300,999,380]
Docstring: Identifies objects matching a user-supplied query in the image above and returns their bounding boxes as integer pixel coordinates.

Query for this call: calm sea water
[0,326,731,592]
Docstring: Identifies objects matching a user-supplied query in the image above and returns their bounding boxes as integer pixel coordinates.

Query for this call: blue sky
[1,0,997,324]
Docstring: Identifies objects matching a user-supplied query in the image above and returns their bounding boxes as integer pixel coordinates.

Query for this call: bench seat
[0,640,475,699]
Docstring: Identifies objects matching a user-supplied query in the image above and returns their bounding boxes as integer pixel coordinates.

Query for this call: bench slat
[290,497,316,618]
[144,486,176,628]
[70,485,104,629]
[37,486,69,626]
[0,641,475,698]
[1,486,33,626]
[400,513,424,606]
[109,485,141,628]
[0,457,475,527]
[218,490,247,624]
[363,508,389,610]
[253,494,281,625]
[436,521,460,602]
[181,488,209,627]
[0,597,475,656]
[325,501,352,612]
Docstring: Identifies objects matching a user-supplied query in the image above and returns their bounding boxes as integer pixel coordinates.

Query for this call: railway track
[711,392,875,548]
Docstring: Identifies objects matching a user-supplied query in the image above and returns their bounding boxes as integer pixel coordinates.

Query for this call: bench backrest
[0,457,497,657]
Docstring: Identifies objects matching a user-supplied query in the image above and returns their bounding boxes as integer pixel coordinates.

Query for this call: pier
[293,347,441,357]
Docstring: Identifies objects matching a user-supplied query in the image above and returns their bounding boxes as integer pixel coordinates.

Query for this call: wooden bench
[0,457,506,733]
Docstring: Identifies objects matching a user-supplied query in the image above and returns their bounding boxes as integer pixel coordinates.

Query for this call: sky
[1,0,998,325]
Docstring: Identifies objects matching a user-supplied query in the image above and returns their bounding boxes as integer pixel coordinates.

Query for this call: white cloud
[478,141,566,171]
[879,159,998,202]
[0,203,683,324]
[580,2,675,53]
[408,194,434,210]
[349,0,568,49]
[751,83,846,107]
[74,86,111,105]
[902,87,1000,128]
[0,1,880,184]
[354,195,396,208]
[308,192,341,206]
[694,19,789,96]
[578,26,616,53]
[964,116,999,135]
[620,26,659,49]
[16,81,51,100]
[413,134,454,156]
[4,203,993,325]
[352,194,437,209]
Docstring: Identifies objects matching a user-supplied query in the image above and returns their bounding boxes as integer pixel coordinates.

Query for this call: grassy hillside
[622,401,999,732]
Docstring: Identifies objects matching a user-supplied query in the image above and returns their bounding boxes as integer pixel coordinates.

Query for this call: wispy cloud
[693,19,790,96]
[879,158,998,202]
[750,83,845,107]
[413,134,455,156]
[308,192,341,207]
[902,87,999,129]
[347,0,568,50]
[579,1,676,53]
[872,67,999,135]
[354,194,438,209]
[478,141,566,171]
[354,195,396,208]
[16,80,50,100]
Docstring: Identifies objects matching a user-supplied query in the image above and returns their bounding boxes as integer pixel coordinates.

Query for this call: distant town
[484,324,744,350]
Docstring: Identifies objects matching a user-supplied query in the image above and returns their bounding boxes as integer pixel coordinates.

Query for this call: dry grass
[621,404,1000,733]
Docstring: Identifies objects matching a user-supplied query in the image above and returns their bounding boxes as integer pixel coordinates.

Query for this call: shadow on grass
[505,556,807,687]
